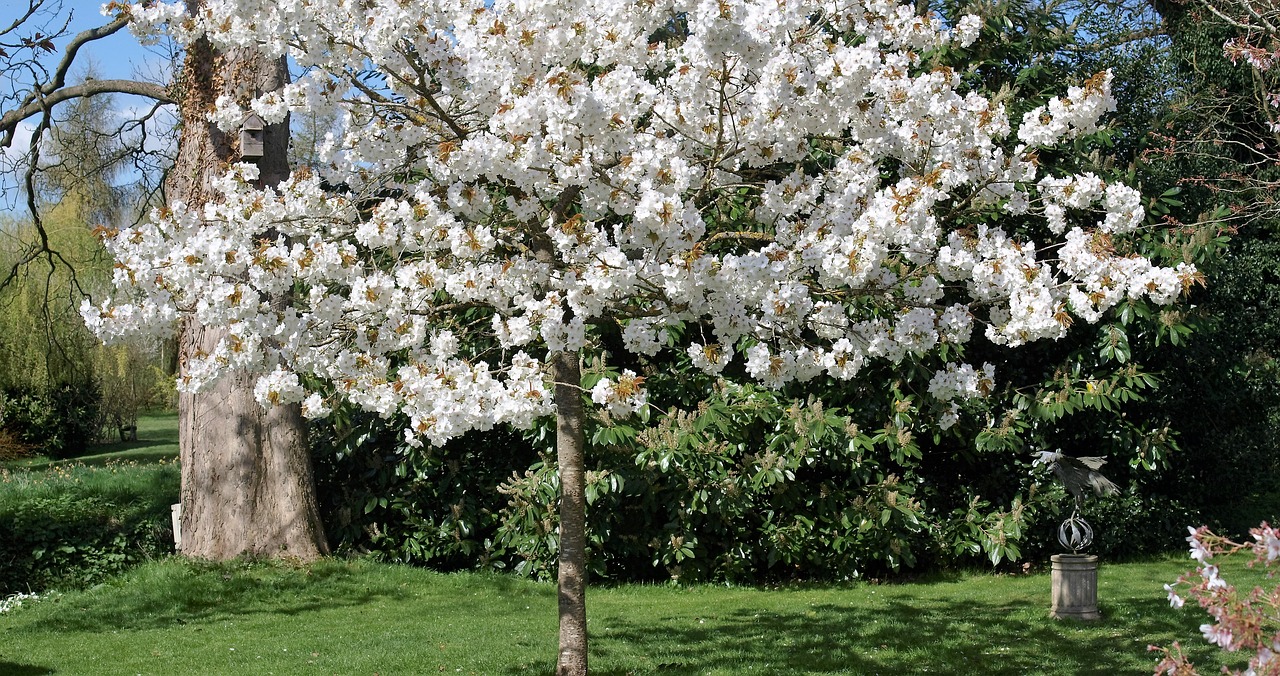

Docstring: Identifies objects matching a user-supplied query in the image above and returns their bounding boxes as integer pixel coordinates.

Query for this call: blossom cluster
[1153,524,1280,676]
[0,592,40,614]
[91,0,1198,445]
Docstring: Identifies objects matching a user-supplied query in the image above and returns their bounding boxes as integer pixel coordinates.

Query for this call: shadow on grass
[0,662,55,674]
[581,591,1192,675]
[13,441,178,471]
[17,561,410,635]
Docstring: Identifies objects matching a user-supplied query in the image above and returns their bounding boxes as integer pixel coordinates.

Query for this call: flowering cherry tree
[1153,524,1280,675]
[87,0,1198,672]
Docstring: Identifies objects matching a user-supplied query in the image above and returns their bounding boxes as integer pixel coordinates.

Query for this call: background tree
[159,0,328,560]
[0,78,170,454]
[0,0,328,558]
[287,103,340,173]
[1131,0,1280,536]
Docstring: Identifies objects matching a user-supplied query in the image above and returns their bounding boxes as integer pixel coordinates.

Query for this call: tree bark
[170,11,327,561]
[553,350,588,676]
[178,360,327,559]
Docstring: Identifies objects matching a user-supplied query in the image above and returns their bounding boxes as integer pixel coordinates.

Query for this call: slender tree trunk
[553,350,588,676]
[169,9,327,561]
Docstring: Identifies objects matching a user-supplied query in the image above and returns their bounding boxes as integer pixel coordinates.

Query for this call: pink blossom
[1202,564,1228,590]
[1157,523,1280,674]
[1202,623,1236,651]
[1188,526,1212,563]
[1251,524,1280,563]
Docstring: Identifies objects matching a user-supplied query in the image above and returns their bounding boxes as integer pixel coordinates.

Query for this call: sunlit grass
[0,412,1261,673]
[0,457,178,512]
[4,412,179,471]
[0,555,1260,675]
[0,442,179,594]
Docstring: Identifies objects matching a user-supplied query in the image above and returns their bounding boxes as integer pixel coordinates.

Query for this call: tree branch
[1065,25,1168,53]
[44,15,130,96]
[1,78,173,148]
[0,0,48,40]
[1,12,178,148]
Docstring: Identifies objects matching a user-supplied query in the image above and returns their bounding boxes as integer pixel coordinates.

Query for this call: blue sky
[48,0,164,80]
[1,0,174,214]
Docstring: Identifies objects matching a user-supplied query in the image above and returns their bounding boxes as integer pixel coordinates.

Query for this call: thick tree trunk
[169,13,328,561]
[178,360,327,559]
[553,350,588,676]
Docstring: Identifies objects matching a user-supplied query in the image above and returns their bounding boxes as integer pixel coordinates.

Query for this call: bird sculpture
[1034,451,1121,507]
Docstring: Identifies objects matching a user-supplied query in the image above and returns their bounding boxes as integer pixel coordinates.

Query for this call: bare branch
[42,14,130,95]
[1064,25,1168,53]
[1,78,173,147]
[0,0,48,40]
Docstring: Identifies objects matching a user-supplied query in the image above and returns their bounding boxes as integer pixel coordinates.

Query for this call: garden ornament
[1035,451,1120,554]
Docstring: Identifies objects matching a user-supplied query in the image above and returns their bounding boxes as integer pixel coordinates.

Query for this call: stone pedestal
[1050,554,1100,620]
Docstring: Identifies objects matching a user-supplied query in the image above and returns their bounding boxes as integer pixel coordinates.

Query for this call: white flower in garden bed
[0,592,41,614]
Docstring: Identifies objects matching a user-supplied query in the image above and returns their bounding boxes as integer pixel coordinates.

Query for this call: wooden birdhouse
[240,113,265,159]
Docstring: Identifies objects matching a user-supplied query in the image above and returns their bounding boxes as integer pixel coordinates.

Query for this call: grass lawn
[4,412,180,471]
[0,554,1254,675]
[0,412,180,520]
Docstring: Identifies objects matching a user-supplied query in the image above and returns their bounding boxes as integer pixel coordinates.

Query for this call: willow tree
[90,0,1199,672]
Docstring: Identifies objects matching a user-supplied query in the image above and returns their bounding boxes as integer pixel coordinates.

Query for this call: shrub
[0,382,103,458]
[313,379,1033,583]
[311,408,536,570]
[0,460,179,594]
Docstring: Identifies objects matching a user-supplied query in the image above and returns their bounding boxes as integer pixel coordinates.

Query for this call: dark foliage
[0,383,102,459]
[310,407,539,570]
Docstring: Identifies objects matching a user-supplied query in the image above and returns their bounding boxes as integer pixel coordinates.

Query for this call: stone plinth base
[1050,554,1100,621]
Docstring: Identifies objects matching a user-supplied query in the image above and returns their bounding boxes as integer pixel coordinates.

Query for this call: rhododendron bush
[84,0,1199,671]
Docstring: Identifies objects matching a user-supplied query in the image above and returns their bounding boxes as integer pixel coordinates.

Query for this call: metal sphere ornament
[1058,510,1095,554]
[1036,451,1119,554]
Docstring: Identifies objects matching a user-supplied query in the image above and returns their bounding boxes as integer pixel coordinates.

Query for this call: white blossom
[81,0,1197,446]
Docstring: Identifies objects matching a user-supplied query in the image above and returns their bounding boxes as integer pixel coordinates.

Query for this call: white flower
[953,15,983,47]
[1252,525,1280,562]
[301,393,332,419]
[1201,623,1234,650]
[938,403,960,430]
[0,592,39,614]
[1201,564,1228,590]
[1188,527,1212,563]
[253,367,305,407]
[687,343,731,375]
[928,363,995,401]
[79,1,1191,449]
[590,370,647,418]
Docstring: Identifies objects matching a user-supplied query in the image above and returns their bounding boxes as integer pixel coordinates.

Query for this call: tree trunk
[553,350,588,676]
[177,361,327,558]
[169,11,328,561]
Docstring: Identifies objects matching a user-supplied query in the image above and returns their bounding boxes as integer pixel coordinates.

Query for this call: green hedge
[0,461,178,594]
